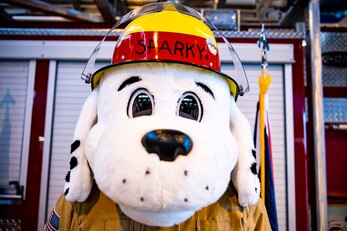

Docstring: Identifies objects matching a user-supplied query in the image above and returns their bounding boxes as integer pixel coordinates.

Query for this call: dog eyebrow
[195,82,215,99]
[118,76,142,91]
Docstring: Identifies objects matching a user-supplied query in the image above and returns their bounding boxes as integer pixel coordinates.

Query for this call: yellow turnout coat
[47,183,271,231]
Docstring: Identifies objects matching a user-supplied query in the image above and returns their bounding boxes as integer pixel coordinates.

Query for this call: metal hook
[257,24,270,69]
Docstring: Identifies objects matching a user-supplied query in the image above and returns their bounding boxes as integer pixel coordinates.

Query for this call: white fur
[64,88,98,202]
[120,206,195,227]
[230,98,261,206]
[66,62,259,226]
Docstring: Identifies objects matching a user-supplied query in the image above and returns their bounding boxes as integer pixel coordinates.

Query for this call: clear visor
[81,2,249,96]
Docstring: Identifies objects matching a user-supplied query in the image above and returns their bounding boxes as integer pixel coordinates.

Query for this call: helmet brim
[91,60,240,101]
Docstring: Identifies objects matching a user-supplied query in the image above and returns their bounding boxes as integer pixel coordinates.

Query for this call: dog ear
[229,97,260,206]
[63,88,99,202]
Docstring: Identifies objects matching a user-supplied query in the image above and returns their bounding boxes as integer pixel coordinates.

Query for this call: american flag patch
[44,208,60,231]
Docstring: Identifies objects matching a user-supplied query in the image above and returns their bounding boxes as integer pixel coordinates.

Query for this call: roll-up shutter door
[223,64,286,230]
[0,61,31,197]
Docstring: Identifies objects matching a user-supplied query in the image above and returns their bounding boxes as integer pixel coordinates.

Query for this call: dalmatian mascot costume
[46,2,271,230]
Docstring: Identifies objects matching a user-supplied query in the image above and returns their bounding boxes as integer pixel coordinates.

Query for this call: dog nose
[141,129,193,161]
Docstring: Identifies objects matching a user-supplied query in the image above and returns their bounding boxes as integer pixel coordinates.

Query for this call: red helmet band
[112,31,221,72]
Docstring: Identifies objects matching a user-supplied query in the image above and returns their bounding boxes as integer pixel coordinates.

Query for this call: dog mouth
[117,165,212,212]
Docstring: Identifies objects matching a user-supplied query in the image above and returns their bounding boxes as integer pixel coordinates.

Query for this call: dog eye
[128,89,154,118]
[177,92,202,121]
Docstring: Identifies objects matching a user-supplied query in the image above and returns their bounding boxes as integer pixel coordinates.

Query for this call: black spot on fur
[122,179,127,184]
[70,157,78,170]
[255,187,258,193]
[145,169,150,175]
[251,162,257,175]
[70,140,80,154]
[184,170,188,176]
[65,171,70,182]
[205,186,209,191]
[251,149,256,159]
[184,198,188,202]
[140,197,144,202]
[64,188,69,196]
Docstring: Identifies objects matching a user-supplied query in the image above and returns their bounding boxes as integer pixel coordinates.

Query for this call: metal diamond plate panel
[324,98,347,123]
[323,66,347,87]
[0,28,305,39]
[321,32,347,87]
[321,32,347,53]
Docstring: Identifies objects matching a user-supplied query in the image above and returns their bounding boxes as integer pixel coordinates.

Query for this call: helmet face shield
[81,2,249,99]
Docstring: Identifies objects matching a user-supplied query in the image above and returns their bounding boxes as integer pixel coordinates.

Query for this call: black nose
[141,129,193,162]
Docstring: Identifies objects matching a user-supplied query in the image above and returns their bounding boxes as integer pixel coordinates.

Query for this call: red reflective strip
[112,31,221,71]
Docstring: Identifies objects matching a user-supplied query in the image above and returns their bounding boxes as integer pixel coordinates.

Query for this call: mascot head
[63,2,259,227]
